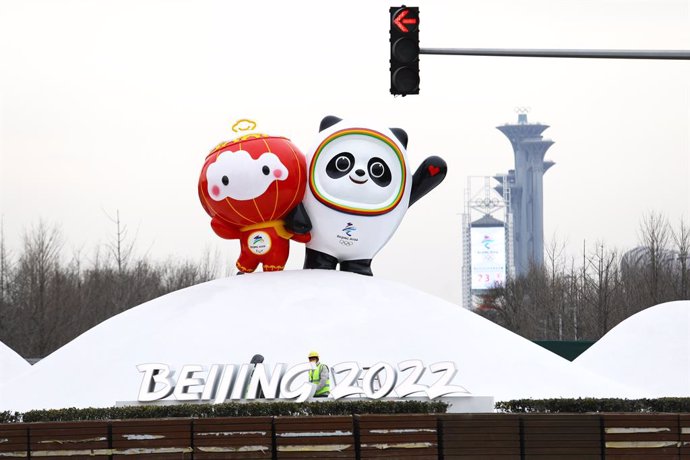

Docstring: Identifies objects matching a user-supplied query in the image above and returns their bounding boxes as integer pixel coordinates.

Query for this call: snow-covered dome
[0,340,31,386]
[0,270,642,412]
[573,300,690,397]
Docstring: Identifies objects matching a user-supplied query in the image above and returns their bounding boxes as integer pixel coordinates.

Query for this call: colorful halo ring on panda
[309,128,407,216]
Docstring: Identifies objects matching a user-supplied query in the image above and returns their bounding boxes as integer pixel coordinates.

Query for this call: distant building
[461,176,514,309]
[621,246,689,275]
[495,112,555,276]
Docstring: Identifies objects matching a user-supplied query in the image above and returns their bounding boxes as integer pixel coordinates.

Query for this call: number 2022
[330,360,469,400]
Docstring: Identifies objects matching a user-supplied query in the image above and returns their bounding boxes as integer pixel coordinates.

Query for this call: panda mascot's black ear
[390,128,408,149]
[320,116,342,132]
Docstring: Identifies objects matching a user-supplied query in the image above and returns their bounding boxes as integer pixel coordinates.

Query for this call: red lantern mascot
[198,123,310,273]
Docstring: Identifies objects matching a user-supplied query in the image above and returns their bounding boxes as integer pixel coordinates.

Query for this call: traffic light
[389,6,420,96]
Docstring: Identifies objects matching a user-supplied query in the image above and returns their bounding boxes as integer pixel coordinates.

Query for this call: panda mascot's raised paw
[285,115,447,276]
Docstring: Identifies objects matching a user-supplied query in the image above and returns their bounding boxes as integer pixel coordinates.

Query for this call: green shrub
[496,398,690,413]
[16,400,448,423]
[0,411,21,423]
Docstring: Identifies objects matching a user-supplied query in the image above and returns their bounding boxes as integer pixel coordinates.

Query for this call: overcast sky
[1,0,688,305]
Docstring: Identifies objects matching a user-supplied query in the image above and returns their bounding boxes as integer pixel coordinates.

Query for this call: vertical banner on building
[470,226,506,290]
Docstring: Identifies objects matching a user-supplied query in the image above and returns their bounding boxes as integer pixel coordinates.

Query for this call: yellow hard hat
[307,351,319,359]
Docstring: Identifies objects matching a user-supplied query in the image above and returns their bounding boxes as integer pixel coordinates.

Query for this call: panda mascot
[285,115,447,276]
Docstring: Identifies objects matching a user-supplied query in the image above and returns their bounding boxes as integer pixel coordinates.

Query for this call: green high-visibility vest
[308,363,330,396]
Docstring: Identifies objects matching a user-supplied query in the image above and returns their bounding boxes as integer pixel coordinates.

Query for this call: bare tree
[565,258,583,340]
[545,236,567,339]
[478,264,550,339]
[0,217,224,358]
[480,278,530,336]
[106,209,135,276]
[197,246,221,282]
[10,222,64,356]
[0,218,12,341]
[670,218,689,299]
[638,212,672,305]
[582,242,621,338]
[0,218,11,304]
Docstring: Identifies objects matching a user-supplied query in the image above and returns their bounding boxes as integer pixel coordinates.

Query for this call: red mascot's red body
[198,133,309,273]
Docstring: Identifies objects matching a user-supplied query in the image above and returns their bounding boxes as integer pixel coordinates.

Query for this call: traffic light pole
[419,48,690,60]
[389,6,690,95]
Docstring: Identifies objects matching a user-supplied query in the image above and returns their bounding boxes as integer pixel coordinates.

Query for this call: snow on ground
[0,270,641,412]
[573,300,690,398]
[0,340,31,387]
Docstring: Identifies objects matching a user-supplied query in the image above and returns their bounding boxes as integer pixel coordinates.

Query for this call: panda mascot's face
[309,128,407,216]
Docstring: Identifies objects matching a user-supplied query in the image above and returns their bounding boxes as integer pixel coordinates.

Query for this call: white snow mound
[0,270,641,411]
[0,341,30,386]
[574,300,690,397]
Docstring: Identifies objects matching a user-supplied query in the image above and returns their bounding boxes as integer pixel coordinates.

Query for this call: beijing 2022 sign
[137,360,469,403]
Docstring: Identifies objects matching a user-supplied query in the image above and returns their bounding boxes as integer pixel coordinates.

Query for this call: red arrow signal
[393,9,418,33]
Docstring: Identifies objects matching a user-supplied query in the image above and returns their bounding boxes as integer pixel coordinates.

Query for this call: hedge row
[0,411,20,423]
[1,400,449,423]
[496,398,690,413]
[5,398,689,423]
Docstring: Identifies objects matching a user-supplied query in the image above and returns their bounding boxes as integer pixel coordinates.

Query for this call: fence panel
[357,414,438,459]
[440,413,521,460]
[604,413,680,460]
[522,414,601,460]
[28,420,110,459]
[680,414,690,458]
[0,423,28,458]
[193,416,273,459]
[274,415,356,459]
[111,418,192,459]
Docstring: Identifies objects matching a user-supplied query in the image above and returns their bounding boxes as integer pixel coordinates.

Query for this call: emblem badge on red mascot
[198,121,311,274]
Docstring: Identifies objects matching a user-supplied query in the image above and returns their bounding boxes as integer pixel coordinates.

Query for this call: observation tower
[496,111,555,276]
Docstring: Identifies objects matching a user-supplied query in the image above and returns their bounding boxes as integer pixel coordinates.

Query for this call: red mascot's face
[198,134,306,228]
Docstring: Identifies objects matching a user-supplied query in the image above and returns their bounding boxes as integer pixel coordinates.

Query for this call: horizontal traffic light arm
[420,48,690,60]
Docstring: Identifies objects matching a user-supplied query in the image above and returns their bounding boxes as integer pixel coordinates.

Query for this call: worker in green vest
[307,350,330,397]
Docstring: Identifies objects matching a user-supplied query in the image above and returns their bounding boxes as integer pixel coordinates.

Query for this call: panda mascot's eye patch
[368,157,392,187]
[327,152,355,178]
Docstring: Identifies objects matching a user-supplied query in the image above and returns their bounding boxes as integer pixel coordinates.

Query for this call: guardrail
[1,413,689,458]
